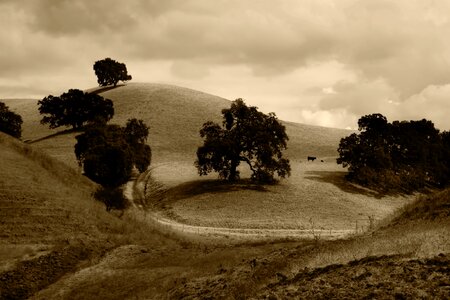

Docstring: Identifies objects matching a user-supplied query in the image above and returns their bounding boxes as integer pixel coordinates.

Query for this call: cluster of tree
[93,58,132,87]
[0,101,22,138]
[337,113,450,192]
[75,119,151,188]
[35,58,147,212]
[195,99,291,183]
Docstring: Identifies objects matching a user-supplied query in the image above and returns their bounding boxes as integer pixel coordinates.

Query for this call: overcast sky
[1,0,449,130]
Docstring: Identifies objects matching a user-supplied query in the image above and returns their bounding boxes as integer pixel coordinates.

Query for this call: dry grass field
[1,83,448,298]
[151,160,411,232]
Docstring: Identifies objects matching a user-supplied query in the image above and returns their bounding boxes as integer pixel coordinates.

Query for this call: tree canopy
[195,99,291,183]
[0,101,23,138]
[337,113,450,191]
[75,119,151,187]
[38,89,114,130]
[93,58,132,87]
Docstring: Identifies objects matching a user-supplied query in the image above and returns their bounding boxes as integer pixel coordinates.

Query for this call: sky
[0,0,449,130]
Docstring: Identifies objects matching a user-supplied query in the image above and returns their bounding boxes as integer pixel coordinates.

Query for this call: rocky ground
[259,253,450,299]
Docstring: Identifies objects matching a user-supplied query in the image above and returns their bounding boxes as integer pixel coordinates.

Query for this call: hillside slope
[3,82,351,169]
[0,132,129,274]
[169,188,450,298]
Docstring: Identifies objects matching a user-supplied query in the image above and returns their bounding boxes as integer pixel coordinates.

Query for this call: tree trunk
[229,158,238,181]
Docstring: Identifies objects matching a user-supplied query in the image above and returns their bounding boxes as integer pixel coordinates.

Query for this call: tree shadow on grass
[26,128,83,144]
[304,170,386,199]
[88,84,125,95]
[161,178,269,203]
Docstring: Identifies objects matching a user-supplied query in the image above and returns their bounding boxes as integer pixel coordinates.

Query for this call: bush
[93,187,130,212]
[0,102,22,138]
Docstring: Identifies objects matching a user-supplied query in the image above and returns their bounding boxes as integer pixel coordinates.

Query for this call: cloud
[320,79,399,116]
[394,84,450,130]
[0,0,449,130]
[318,79,450,130]
[24,0,137,36]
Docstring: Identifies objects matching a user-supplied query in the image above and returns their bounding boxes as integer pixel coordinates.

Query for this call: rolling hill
[0,83,448,298]
[3,82,350,167]
[3,83,412,233]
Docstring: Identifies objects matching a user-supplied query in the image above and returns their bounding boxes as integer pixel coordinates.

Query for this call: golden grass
[3,83,447,298]
[0,133,163,267]
[150,161,413,231]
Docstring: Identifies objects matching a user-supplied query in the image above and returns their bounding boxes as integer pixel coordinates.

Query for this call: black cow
[307,156,316,162]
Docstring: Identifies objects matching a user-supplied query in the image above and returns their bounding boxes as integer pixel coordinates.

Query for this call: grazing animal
[307,156,316,162]
[321,160,324,162]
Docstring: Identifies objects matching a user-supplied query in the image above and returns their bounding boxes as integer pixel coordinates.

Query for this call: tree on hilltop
[195,99,291,183]
[0,101,23,138]
[93,58,132,87]
[38,89,114,130]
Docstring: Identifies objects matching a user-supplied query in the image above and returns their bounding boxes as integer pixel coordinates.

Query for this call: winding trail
[123,176,356,240]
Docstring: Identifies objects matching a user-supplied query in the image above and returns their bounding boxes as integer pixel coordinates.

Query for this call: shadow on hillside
[26,128,82,144]
[304,170,385,199]
[89,84,125,94]
[162,179,269,202]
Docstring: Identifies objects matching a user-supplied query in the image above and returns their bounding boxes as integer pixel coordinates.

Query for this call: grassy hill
[0,83,448,298]
[3,83,412,232]
[3,82,349,167]
[168,188,450,298]
[31,187,450,299]
[0,132,168,298]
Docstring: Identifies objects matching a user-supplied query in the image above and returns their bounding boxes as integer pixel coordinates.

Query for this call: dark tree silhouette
[0,102,22,138]
[195,99,291,183]
[93,58,132,87]
[75,120,151,187]
[38,89,114,130]
[84,143,133,187]
[338,113,450,191]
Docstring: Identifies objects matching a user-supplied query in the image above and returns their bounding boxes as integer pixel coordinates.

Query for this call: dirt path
[124,178,356,240]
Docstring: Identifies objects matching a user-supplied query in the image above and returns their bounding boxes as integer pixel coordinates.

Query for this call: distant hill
[3,83,351,170]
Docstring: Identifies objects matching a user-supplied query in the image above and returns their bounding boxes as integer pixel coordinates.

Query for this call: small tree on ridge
[93,58,132,87]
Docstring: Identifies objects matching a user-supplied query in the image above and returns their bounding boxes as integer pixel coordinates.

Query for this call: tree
[124,118,152,172]
[195,99,291,183]
[338,113,449,191]
[75,120,151,187]
[93,58,132,87]
[0,102,22,138]
[38,89,114,130]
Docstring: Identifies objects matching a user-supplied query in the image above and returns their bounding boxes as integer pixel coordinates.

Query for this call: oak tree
[38,89,114,130]
[75,119,151,187]
[93,58,132,87]
[195,99,290,183]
